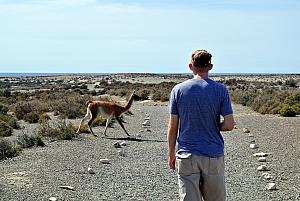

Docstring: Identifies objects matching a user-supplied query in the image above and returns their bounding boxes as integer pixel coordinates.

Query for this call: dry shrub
[0,120,13,137]
[0,139,22,160]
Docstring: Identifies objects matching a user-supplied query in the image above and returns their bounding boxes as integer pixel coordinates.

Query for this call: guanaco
[77,91,140,136]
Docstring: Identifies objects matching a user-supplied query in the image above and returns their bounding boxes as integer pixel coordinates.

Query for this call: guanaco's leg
[103,115,113,136]
[116,116,130,136]
[77,108,92,133]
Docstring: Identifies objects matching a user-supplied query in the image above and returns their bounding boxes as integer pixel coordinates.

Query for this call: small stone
[248,133,254,137]
[250,139,255,143]
[153,103,157,106]
[87,167,95,174]
[234,125,238,129]
[49,197,57,201]
[59,186,75,191]
[257,165,268,171]
[258,157,267,162]
[243,128,250,133]
[139,130,144,133]
[114,142,121,148]
[142,120,151,126]
[253,152,269,157]
[100,159,110,164]
[267,183,277,190]
[146,128,151,132]
[262,173,272,180]
[145,116,150,120]
[120,141,127,146]
[250,143,258,149]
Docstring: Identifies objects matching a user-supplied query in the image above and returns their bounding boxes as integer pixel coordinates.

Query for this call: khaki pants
[176,153,225,201]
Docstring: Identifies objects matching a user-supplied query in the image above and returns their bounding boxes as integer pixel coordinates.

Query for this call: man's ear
[189,63,193,70]
[208,64,213,70]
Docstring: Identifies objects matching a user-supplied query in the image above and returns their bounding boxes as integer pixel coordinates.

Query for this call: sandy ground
[0,102,299,201]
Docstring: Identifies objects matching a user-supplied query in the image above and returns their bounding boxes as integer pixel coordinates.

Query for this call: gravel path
[0,102,299,201]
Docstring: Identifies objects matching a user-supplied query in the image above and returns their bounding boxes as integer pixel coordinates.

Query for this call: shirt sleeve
[169,87,179,115]
[221,87,233,116]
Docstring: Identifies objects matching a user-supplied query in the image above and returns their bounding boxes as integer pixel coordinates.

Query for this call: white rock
[49,197,57,201]
[257,165,268,171]
[59,186,75,191]
[248,133,254,137]
[267,183,277,190]
[253,152,269,157]
[87,167,95,174]
[100,159,110,164]
[262,173,272,180]
[243,128,250,133]
[258,157,267,162]
[138,130,144,133]
[144,116,150,120]
[250,143,258,149]
[250,139,255,143]
[142,120,151,126]
[120,141,127,146]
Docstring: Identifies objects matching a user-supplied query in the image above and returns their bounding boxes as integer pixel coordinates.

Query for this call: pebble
[145,116,150,120]
[114,142,121,148]
[49,197,57,201]
[257,165,268,171]
[267,183,277,190]
[243,128,250,133]
[253,152,269,157]
[137,133,142,137]
[248,133,254,137]
[250,143,258,149]
[120,141,127,146]
[258,157,267,162]
[250,139,255,143]
[262,173,272,180]
[100,159,110,164]
[142,120,151,126]
[59,186,75,191]
[88,167,95,174]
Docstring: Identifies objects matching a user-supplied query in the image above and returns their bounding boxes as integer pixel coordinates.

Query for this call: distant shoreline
[0,72,299,78]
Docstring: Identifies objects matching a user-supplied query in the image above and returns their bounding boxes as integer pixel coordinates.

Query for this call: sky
[0,0,299,74]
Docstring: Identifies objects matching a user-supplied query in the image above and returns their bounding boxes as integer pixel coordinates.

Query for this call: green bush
[279,106,296,117]
[0,139,22,160]
[38,113,51,124]
[0,120,13,137]
[79,124,90,133]
[38,119,77,140]
[31,135,46,147]
[92,116,106,127]
[0,104,9,115]
[0,114,20,129]
[24,112,39,123]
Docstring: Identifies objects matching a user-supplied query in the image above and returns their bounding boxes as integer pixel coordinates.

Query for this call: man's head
[189,49,213,73]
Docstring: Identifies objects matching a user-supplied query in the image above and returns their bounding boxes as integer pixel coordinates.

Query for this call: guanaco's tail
[86,100,93,107]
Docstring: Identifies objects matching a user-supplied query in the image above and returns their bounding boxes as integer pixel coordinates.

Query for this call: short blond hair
[191,50,212,69]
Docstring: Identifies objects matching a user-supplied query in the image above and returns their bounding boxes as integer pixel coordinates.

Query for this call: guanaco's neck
[124,93,134,111]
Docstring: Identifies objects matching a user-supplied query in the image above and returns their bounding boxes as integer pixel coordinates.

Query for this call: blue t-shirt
[169,78,233,158]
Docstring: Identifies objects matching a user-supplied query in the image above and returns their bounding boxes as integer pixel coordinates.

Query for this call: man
[167,50,234,201]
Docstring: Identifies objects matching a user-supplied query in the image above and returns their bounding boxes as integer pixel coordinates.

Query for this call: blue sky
[0,0,299,73]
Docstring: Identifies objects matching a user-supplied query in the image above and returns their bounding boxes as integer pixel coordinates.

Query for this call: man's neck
[193,72,209,80]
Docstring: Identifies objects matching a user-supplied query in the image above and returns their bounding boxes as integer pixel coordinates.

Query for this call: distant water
[0,72,296,78]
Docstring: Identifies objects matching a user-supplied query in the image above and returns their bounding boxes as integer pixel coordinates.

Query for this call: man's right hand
[168,154,176,170]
